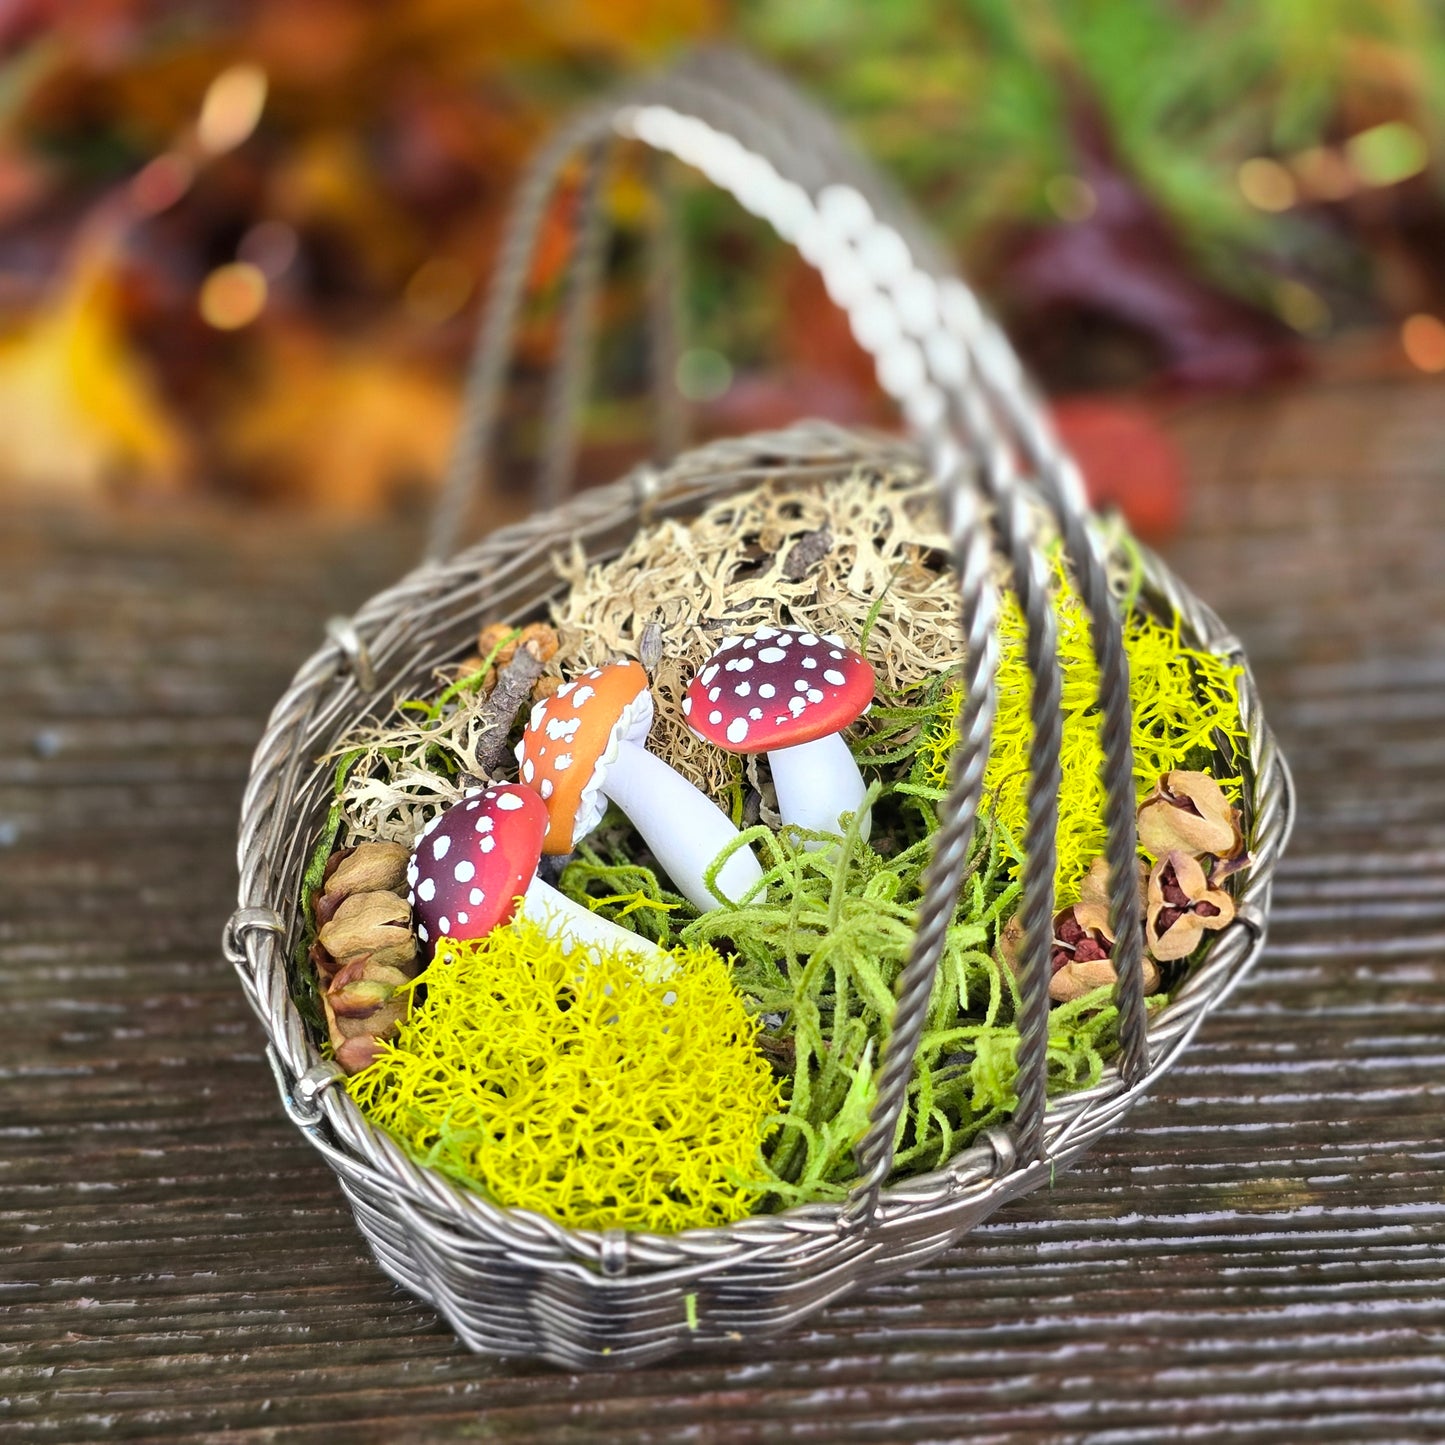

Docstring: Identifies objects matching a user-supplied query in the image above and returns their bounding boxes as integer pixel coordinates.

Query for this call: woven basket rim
[234,421,1293,1275]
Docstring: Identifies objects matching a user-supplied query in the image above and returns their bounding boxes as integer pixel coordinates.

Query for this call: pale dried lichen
[550,464,967,796]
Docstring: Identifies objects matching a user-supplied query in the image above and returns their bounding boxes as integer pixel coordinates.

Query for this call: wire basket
[227,50,1293,1369]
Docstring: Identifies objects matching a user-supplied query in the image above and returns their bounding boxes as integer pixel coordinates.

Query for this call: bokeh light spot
[404,258,473,326]
[1044,174,1097,223]
[1238,157,1297,212]
[1272,279,1330,336]
[1347,122,1429,188]
[675,348,732,402]
[238,220,299,279]
[1402,314,1445,373]
[200,262,268,329]
[198,64,268,155]
[130,153,193,215]
[1290,146,1354,202]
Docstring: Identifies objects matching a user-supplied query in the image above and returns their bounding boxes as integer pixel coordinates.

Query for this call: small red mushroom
[684,626,876,841]
[407,783,662,963]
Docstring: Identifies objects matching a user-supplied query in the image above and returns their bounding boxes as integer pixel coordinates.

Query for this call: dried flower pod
[1146,851,1235,961]
[317,889,415,965]
[334,1034,387,1074]
[1000,858,1160,1004]
[1137,770,1242,860]
[318,841,409,910]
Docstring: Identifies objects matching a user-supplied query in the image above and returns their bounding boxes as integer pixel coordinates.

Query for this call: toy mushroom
[515,660,765,912]
[684,626,875,842]
[407,783,663,964]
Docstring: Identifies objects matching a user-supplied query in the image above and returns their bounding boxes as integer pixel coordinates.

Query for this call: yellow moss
[920,560,1244,904]
[345,921,782,1233]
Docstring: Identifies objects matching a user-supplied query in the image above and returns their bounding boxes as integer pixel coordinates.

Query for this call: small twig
[781,525,833,581]
[474,643,546,775]
[638,618,664,673]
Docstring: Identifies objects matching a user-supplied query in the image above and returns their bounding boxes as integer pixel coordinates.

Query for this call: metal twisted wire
[537,138,614,511]
[708,44,1151,1085]
[843,472,998,1225]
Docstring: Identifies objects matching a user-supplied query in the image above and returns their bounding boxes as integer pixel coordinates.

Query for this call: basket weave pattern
[227,53,1292,1368]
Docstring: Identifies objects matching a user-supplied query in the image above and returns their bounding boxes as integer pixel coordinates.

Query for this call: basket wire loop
[538,137,613,512]
[428,47,1151,1221]
[643,146,688,466]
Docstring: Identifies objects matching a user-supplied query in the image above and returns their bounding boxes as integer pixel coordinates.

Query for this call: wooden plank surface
[3,375,1443,1443]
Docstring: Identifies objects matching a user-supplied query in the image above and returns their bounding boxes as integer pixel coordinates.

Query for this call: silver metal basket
[227,50,1293,1369]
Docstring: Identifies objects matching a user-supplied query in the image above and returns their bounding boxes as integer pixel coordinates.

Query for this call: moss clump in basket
[346,920,781,1233]
[909,555,1246,904]
[317,467,1247,1223]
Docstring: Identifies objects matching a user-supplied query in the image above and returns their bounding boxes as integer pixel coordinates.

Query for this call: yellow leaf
[0,249,185,500]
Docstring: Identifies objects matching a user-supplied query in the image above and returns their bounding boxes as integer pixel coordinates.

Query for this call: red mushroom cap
[406,783,547,961]
[683,626,874,754]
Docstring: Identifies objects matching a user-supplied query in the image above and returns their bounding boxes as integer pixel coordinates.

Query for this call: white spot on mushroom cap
[726,717,749,744]
[701,664,719,685]
[799,632,818,645]
[522,759,535,782]
[540,779,553,799]
[794,678,809,692]
[418,924,429,942]
[572,685,595,707]
[479,837,495,853]
[495,792,524,811]
[736,682,751,696]
[432,835,450,861]
[708,686,721,702]
[456,911,468,924]
[682,696,693,716]
[709,710,723,725]
[759,647,787,663]
[759,683,776,698]
[438,916,450,934]
[824,668,847,685]
[454,860,475,883]
[555,753,573,771]
[749,707,762,720]
[475,816,493,834]
[807,688,824,703]
[802,656,817,669]
[418,877,436,902]
[469,887,484,905]
[545,716,581,741]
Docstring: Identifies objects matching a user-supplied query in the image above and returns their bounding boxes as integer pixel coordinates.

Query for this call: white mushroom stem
[767,733,872,845]
[518,874,665,965]
[598,741,766,911]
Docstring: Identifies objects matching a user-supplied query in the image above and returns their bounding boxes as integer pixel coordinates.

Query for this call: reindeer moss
[345,921,781,1233]
[911,554,1245,904]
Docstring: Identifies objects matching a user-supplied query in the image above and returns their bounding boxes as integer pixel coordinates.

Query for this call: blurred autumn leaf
[0,0,1441,515]
[0,244,185,498]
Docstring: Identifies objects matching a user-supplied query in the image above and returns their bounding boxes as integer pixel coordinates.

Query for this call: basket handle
[433,47,1150,1228]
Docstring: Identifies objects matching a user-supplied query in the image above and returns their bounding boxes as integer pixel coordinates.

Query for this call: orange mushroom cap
[515,660,652,853]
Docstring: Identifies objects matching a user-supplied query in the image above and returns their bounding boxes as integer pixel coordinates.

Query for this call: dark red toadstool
[407,783,661,963]
[684,626,876,840]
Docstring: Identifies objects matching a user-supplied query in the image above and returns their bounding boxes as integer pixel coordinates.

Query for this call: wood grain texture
[3,376,1444,1443]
